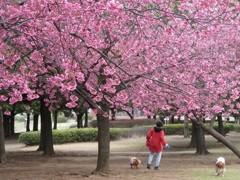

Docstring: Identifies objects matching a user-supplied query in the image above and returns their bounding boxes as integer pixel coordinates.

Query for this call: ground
[1,132,240,180]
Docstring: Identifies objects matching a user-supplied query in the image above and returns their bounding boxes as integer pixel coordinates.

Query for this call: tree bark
[37,97,55,156]
[236,116,240,125]
[217,114,225,136]
[84,110,88,128]
[189,121,196,148]
[3,115,10,137]
[184,115,189,138]
[77,112,84,128]
[196,119,240,158]
[170,115,174,124]
[33,113,39,131]
[190,120,209,154]
[194,121,209,155]
[0,110,6,163]
[26,113,30,132]
[92,103,110,174]
[10,110,15,135]
[153,114,156,120]
[233,115,239,124]
[53,110,58,130]
[177,115,181,123]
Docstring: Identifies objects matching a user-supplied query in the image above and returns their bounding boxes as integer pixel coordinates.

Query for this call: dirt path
[2,132,240,180]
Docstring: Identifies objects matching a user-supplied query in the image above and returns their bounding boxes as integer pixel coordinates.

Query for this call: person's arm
[161,131,168,146]
[146,128,153,147]
[146,128,153,141]
[161,131,171,149]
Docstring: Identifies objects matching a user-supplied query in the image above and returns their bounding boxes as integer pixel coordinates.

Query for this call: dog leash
[135,144,146,157]
[135,144,175,157]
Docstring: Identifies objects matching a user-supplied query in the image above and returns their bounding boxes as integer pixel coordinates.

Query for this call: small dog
[215,157,226,176]
[129,157,141,169]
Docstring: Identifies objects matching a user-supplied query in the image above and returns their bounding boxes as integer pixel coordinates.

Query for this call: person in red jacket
[146,120,169,170]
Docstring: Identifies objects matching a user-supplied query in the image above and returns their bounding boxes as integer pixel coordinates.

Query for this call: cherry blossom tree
[1,0,240,172]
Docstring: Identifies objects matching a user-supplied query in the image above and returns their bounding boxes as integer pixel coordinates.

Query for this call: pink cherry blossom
[70,95,78,102]
[25,106,30,110]
[66,102,77,108]
[0,0,240,120]
[3,111,11,116]
[0,95,8,102]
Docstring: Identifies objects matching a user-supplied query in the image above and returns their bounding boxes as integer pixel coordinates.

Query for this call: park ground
[1,132,240,180]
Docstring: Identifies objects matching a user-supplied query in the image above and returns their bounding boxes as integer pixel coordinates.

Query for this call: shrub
[19,131,40,145]
[19,128,122,145]
[162,123,232,135]
[164,124,184,135]
[226,123,240,132]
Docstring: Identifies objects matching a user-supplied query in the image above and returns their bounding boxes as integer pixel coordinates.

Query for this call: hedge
[19,128,122,145]
[19,123,234,145]
[161,123,233,135]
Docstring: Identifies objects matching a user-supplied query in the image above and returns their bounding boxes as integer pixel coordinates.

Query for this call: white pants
[147,151,163,167]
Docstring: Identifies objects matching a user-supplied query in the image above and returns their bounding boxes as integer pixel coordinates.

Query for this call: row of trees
[2,101,90,137]
[1,0,240,173]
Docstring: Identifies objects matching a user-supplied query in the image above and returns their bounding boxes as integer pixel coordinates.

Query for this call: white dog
[215,157,226,176]
[129,157,141,169]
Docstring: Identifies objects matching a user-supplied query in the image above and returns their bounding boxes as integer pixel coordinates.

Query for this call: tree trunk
[33,113,39,131]
[194,121,209,155]
[189,120,209,155]
[184,115,189,138]
[84,110,88,128]
[77,112,84,128]
[233,115,239,124]
[26,113,30,132]
[196,119,240,158]
[0,110,6,163]
[37,97,54,156]
[10,110,15,135]
[236,116,240,124]
[217,114,225,136]
[189,121,196,148]
[177,115,181,123]
[3,115,10,137]
[92,103,110,174]
[159,114,165,122]
[53,110,58,130]
[153,114,156,120]
[170,115,174,124]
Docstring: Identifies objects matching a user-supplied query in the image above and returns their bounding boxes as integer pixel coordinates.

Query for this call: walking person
[146,120,170,170]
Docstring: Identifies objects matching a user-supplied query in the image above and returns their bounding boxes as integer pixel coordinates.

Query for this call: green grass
[190,165,240,180]
[187,139,240,180]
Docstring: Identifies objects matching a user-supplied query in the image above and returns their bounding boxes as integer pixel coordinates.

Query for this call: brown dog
[130,157,141,169]
[215,157,226,176]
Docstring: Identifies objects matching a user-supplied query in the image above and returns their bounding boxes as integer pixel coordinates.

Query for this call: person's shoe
[147,164,151,169]
[154,166,159,170]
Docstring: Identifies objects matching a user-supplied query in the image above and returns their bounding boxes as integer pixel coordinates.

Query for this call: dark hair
[156,121,163,127]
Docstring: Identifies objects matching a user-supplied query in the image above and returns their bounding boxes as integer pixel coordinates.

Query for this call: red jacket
[146,127,167,153]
